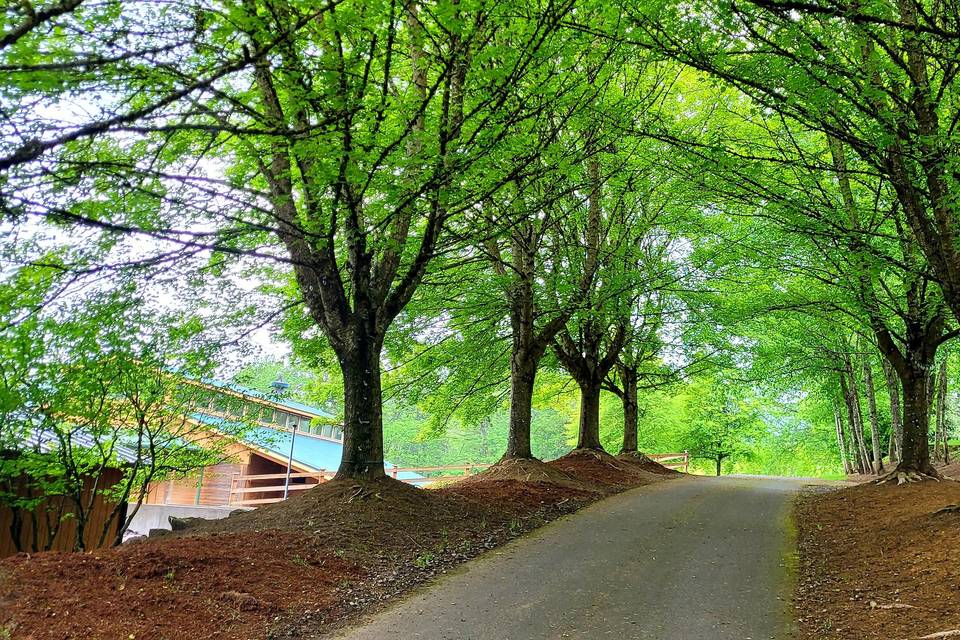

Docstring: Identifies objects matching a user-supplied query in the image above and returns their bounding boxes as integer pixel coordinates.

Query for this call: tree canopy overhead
[2,0,959,486]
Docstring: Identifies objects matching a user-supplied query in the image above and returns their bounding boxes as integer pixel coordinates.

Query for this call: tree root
[933,504,960,515]
[347,485,384,503]
[620,451,656,464]
[917,631,960,639]
[875,469,940,485]
[569,447,619,467]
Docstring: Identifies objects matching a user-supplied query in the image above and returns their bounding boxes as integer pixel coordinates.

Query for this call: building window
[228,398,244,418]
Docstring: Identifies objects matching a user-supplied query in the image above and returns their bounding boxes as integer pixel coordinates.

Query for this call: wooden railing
[386,464,490,484]
[228,471,335,506]
[228,454,688,507]
[228,464,490,506]
[646,452,689,473]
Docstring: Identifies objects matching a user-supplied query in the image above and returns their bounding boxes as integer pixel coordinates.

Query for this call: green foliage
[0,257,255,550]
[382,402,570,466]
[7,0,953,486]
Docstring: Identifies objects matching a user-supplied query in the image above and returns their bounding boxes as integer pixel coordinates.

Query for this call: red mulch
[846,458,960,484]
[0,531,360,640]
[547,449,659,488]
[0,450,677,640]
[454,456,593,491]
[795,480,960,640]
[444,478,597,511]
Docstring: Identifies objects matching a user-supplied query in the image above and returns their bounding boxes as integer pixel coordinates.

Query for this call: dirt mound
[617,451,683,476]
[937,460,960,480]
[548,449,657,488]
[443,478,597,512]
[0,531,360,640]
[455,456,594,491]
[189,476,489,558]
[795,481,960,640]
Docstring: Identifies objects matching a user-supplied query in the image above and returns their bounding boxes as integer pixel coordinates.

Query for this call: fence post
[194,467,204,506]
[683,451,689,474]
[228,472,239,506]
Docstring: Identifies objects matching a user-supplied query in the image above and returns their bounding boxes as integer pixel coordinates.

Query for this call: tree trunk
[862,360,884,473]
[577,378,604,450]
[882,359,903,461]
[335,334,386,480]
[849,370,872,473]
[935,357,948,463]
[499,220,569,461]
[834,403,852,475]
[839,369,868,473]
[897,365,936,476]
[504,353,538,459]
[619,368,639,454]
[715,457,722,476]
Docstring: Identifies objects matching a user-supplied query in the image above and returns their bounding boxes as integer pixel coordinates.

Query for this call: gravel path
[331,476,828,640]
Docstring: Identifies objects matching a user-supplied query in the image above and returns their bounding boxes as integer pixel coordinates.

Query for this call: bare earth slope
[796,480,960,640]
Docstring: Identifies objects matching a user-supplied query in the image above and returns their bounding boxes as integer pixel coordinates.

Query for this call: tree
[0,262,251,550]
[649,72,953,479]
[683,378,763,476]
[934,355,951,463]
[602,294,676,455]
[861,356,884,473]
[622,0,960,329]
[1,0,589,480]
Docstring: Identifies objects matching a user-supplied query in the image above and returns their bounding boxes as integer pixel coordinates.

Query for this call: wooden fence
[647,452,690,473]
[228,464,490,506]
[228,453,689,507]
[0,469,126,558]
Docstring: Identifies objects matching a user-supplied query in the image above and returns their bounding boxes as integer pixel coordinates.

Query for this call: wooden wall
[144,460,246,507]
[0,468,125,558]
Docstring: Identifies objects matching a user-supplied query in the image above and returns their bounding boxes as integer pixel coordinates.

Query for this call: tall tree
[862,357,884,474]
[833,401,853,475]
[881,360,904,462]
[0,0,584,480]
[934,356,950,463]
[624,0,960,328]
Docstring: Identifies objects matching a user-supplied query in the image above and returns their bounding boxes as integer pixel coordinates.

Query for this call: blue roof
[21,429,142,465]
[198,377,336,419]
[190,413,420,479]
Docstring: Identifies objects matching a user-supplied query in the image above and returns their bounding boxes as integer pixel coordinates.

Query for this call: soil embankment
[795,477,960,640]
[0,453,680,639]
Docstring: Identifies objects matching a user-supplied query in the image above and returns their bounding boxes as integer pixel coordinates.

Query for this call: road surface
[332,476,826,640]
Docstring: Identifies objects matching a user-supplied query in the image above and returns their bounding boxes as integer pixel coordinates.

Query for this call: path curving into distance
[330,476,836,640]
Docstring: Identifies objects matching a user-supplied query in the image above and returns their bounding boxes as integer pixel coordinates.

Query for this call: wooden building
[2,378,420,552]
[142,379,419,509]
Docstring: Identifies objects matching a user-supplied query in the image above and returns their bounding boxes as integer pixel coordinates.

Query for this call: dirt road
[332,476,826,640]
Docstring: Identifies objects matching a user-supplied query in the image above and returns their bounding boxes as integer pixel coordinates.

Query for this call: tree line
[1,0,957,487]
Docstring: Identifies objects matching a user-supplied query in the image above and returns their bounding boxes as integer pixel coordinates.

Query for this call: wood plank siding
[0,468,125,558]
